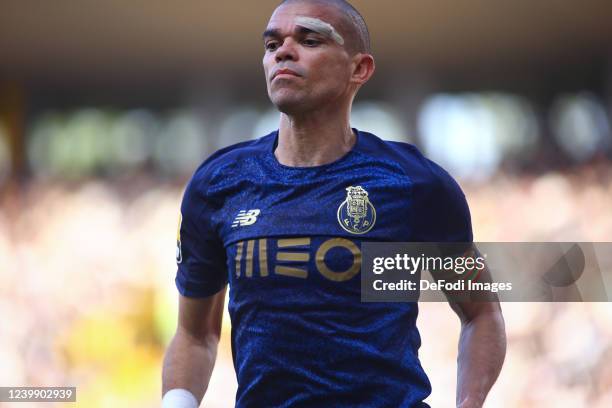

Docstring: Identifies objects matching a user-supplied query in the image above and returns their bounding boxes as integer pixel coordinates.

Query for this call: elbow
[462,305,506,334]
[470,300,504,321]
[175,325,222,349]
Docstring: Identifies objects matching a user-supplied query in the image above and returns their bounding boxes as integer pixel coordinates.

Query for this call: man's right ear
[350,53,376,86]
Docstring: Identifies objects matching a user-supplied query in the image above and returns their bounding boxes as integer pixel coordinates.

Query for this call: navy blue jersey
[175,129,472,408]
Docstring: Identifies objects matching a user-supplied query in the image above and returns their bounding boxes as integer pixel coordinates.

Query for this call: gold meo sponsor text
[234,237,361,282]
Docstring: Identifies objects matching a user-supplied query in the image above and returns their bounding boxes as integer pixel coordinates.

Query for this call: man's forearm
[162,329,220,403]
[456,309,506,407]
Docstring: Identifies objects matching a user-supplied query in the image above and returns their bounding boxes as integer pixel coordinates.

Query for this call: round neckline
[268,127,361,171]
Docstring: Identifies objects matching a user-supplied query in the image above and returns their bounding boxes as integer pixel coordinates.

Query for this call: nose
[275,38,298,62]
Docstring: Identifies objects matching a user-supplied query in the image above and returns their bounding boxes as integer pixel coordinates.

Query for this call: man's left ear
[350,54,376,85]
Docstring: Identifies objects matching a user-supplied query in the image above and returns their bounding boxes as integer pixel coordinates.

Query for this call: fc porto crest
[337,186,376,234]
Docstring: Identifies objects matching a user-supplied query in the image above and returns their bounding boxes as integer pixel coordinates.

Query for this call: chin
[275,101,305,115]
[271,93,310,115]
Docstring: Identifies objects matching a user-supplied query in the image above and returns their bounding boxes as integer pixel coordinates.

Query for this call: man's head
[262,0,375,115]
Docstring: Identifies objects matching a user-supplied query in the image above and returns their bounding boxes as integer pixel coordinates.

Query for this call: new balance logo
[232,209,261,227]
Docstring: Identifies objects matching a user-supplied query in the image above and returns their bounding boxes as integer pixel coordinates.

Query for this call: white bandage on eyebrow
[295,16,345,45]
[162,389,199,408]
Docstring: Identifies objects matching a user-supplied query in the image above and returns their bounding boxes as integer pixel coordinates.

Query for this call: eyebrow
[262,26,321,41]
[262,28,280,40]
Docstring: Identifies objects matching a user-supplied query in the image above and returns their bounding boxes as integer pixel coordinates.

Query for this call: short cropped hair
[278,0,371,54]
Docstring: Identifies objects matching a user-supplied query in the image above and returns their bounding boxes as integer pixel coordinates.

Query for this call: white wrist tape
[162,389,199,408]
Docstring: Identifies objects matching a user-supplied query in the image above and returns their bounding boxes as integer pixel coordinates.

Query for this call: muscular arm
[162,287,227,403]
[449,300,506,408]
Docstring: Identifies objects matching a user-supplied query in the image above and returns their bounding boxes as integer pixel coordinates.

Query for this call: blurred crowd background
[1,0,612,407]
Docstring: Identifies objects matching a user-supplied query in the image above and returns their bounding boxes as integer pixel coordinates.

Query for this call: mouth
[272,68,301,80]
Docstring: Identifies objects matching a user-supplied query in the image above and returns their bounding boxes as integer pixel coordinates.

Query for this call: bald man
[162,1,506,407]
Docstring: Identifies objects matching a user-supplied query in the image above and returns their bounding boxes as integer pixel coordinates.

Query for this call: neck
[275,107,356,167]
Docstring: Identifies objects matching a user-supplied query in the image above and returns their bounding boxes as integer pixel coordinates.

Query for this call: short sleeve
[411,161,473,243]
[175,176,228,297]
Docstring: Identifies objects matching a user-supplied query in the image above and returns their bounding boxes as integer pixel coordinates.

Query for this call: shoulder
[189,131,276,189]
[357,130,461,193]
[358,130,470,236]
[180,131,275,212]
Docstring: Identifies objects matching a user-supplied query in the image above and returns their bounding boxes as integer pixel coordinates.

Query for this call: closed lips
[274,69,299,79]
